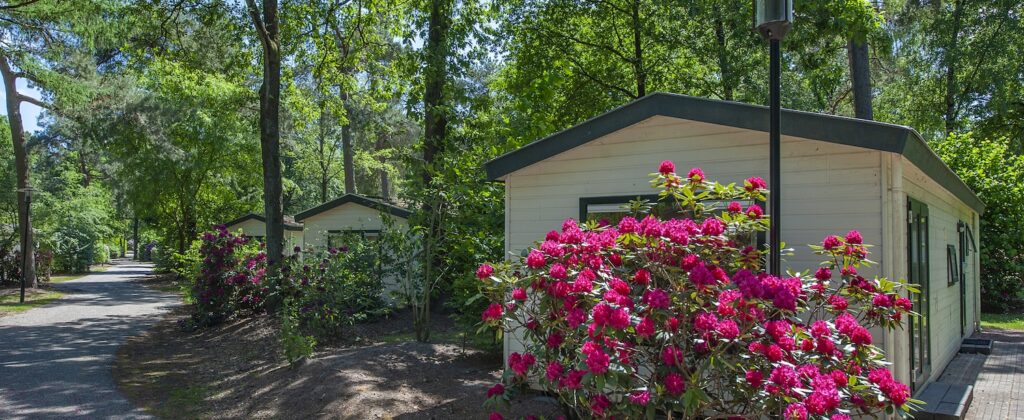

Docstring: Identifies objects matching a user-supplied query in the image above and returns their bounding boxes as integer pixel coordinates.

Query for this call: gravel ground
[0,261,177,419]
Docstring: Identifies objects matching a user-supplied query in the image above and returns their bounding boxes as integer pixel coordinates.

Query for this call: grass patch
[49,265,114,283]
[0,289,64,315]
[981,312,1024,331]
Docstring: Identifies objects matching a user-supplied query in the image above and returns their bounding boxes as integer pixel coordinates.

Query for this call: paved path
[938,329,1024,420]
[0,261,177,419]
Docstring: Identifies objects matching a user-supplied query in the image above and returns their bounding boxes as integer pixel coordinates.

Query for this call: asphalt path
[0,261,176,419]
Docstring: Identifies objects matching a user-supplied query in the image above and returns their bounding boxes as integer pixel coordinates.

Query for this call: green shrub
[932,133,1024,313]
[94,244,110,265]
[280,299,316,364]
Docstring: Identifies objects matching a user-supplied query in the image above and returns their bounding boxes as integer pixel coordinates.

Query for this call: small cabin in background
[294,193,412,251]
[222,213,304,255]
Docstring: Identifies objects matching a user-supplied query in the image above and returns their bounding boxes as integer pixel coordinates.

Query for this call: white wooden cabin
[294,193,411,251]
[222,213,304,255]
[484,93,983,394]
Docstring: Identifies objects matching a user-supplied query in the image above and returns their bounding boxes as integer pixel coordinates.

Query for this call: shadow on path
[0,261,178,419]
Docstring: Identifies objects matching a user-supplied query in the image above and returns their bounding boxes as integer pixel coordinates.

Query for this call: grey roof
[223,213,303,231]
[294,193,413,221]
[484,92,983,214]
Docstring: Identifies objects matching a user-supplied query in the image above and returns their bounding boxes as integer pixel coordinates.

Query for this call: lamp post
[754,0,792,276]
[15,187,33,303]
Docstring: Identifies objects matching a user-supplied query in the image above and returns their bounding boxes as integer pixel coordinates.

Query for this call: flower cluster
[193,226,268,320]
[479,163,919,419]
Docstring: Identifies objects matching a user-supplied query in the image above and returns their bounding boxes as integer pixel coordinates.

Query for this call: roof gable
[223,213,303,231]
[294,194,412,221]
[484,92,983,213]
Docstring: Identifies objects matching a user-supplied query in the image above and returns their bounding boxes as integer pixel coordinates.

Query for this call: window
[326,230,380,250]
[946,245,960,286]
[579,195,763,247]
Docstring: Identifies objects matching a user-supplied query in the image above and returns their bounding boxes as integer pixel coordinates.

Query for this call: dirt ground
[114,276,562,419]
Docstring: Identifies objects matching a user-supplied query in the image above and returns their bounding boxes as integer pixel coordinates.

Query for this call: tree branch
[244,0,272,48]
[0,0,42,10]
[18,94,49,109]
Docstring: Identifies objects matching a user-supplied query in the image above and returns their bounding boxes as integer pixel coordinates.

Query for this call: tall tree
[246,0,286,267]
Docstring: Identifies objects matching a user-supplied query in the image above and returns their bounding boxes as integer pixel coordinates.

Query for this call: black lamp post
[754,0,792,276]
[16,187,33,303]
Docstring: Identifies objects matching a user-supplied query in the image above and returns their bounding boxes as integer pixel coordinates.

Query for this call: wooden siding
[900,159,981,386]
[225,219,302,255]
[503,115,886,356]
[301,202,407,250]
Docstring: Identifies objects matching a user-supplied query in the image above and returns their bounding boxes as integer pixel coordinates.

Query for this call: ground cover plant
[478,162,920,419]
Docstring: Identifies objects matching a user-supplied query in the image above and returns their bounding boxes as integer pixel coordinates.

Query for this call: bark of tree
[422,0,451,188]
[246,0,285,268]
[630,0,645,98]
[375,136,391,200]
[0,53,36,288]
[848,39,873,120]
[341,91,355,194]
[715,16,733,101]
[943,0,965,137]
[132,216,139,260]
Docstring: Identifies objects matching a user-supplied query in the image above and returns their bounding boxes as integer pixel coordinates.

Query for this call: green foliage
[280,299,317,364]
[932,133,1024,312]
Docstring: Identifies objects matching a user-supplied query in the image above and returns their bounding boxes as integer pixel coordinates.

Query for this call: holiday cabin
[484,92,983,394]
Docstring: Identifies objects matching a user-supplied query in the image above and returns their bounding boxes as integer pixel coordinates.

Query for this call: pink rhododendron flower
[746,204,763,219]
[728,201,743,213]
[746,176,767,191]
[487,383,505,398]
[828,295,849,311]
[658,160,676,174]
[512,288,528,301]
[508,352,536,376]
[526,250,546,269]
[845,230,863,244]
[560,369,585,390]
[661,346,684,366]
[784,403,808,420]
[545,230,560,241]
[687,167,705,183]
[549,263,567,280]
[664,372,686,395]
[896,296,913,311]
[746,370,764,388]
[701,218,725,236]
[814,267,832,281]
[642,288,670,309]
[476,263,494,279]
[694,311,718,332]
[717,319,740,339]
[810,320,831,338]
[636,316,655,338]
[823,235,842,250]
[629,390,650,406]
[489,412,503,420]
[481,303,503,322]
[590,394,611,417]
[545,361,564,381]
[618,216,640,234]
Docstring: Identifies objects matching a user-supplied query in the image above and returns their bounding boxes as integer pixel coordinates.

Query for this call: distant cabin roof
[484,92,983,213]
[223,213,304,231]
[294,194,412,222]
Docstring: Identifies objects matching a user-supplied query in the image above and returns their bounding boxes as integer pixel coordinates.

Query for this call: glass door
[907,197,931,391]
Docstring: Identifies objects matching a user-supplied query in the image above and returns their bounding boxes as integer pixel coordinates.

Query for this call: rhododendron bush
[191,226,269,324]
[477,162,920,419]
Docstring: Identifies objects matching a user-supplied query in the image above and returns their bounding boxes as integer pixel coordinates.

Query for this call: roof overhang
[223,213,303,231]
[294,194,413,222]
[483,92,984,214]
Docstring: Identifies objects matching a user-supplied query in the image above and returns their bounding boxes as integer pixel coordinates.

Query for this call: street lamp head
[754,0,793,40]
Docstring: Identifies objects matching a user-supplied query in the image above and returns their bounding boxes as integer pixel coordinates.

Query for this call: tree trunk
[848,39,873,120]
[375,136,391,200]
[317,105,330,203]
[944,0,965,137]
[0,54,35,289]
[341,92,355,194]
[132,216,139,260]
[715,16,733,101]
[250,0,285,268]
[422,0,451,188]
[630,0,645,98]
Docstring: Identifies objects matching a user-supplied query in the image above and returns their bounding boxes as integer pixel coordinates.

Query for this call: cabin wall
[301,203,407,250]
[225,219,302,255]
[502,115,886,357]
[899,158,980,386]
[301,203,409,300]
